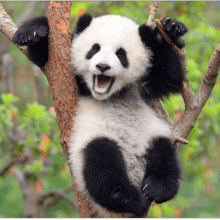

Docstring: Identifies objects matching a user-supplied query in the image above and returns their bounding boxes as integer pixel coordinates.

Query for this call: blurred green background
[0,1,220,218]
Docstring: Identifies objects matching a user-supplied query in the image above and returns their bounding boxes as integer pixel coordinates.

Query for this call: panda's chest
[75,96,152,149]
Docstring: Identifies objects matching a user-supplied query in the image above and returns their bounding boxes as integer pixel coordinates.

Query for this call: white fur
[69,15,171,217]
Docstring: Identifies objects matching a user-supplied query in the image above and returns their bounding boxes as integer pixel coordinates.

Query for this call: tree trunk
[46,2,98,217]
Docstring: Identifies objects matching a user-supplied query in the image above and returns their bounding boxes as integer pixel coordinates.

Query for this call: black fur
[143,137,181,203]
[75,13,93,35]
[86,43,101,60]
[12,16,49,67]
[160,17,188,48]
[75,74,91,96]
[83,137,150,216]
[116,48,129,68]
[139,18,188,100]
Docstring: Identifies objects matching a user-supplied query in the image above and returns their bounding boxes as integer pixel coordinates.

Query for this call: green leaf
[15,144,25,156]
[1,93,19,106]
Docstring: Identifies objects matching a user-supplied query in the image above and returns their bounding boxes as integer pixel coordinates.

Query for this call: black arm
[139,18,188,100]
[12,16,49,67]
[12,13,92,67]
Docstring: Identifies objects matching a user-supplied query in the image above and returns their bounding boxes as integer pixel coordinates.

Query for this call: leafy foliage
[0,94,78,217]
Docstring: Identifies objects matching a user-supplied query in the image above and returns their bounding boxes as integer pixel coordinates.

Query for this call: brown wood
[45,2,98,217]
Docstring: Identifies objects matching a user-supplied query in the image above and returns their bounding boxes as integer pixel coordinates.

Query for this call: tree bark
[46,2,97,217]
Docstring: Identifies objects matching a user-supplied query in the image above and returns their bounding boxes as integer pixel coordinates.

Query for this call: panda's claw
[142,174,180,204]
[13,29,43,46]
[12,16,48,46]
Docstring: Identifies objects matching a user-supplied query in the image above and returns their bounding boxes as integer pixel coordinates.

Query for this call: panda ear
[75,13,93,35]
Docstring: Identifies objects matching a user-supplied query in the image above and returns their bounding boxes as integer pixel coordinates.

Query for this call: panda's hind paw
[12,16,49,46]
[142,174,180,204]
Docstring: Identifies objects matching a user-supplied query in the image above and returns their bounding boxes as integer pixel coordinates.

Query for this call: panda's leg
[143,137,181,203]
[12,16,49,67]
[83,137,149,217]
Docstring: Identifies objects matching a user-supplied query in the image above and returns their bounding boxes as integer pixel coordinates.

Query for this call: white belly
[69,94,171,193]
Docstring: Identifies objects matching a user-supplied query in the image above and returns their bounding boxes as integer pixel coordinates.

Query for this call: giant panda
[13,13,188,217]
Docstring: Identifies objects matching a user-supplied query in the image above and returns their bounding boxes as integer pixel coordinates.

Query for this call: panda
[13,13,188,217]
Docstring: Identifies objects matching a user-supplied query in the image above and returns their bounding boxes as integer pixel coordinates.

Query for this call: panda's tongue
[94,75,113,94]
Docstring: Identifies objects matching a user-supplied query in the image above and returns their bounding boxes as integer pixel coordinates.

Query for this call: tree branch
[0,155,28,176]
[155,19,220,153]
[13,168,41,217]
[146,1,159,26]
[196,42,220,106]
[37,190,78,210]
[0,4,27,56]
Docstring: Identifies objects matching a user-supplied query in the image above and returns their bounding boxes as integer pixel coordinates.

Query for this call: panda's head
[71,14,152,100]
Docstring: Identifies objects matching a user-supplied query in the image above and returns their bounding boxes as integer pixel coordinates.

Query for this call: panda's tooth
[34,32,36,37]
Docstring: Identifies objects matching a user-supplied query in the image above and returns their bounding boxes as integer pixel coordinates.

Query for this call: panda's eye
[116,48,126,57]
[86,43,101,60]
[92,43,101,51]
[116,47,129,68]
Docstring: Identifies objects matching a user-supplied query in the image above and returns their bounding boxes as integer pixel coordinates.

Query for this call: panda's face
[71,15,152,100]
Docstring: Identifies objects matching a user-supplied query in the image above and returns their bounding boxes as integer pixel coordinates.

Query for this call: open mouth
[93,75,115,94]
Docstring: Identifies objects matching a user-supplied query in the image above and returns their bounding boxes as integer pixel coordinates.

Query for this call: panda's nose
[96,64,111,73]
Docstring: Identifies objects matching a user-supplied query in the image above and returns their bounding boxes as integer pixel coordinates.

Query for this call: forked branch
[155,19,220,152]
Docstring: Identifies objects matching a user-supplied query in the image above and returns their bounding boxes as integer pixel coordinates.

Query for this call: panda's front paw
[157,17,188,48]
[13,30,41,46]
[160,17,188,37]
[12,16,49,46]
[142,174,180,204]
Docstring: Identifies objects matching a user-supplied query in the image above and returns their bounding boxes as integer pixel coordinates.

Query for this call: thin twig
[37,190,78,210]
[172,135,189,146]
[0,156,28,176]
[147,1,159,26]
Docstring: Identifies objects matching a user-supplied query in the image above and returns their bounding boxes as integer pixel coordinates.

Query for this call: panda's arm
[139,18,188,100]
[12,13,92,68]
[12,16,49,67]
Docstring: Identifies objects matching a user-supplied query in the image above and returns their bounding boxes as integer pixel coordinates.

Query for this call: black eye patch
[116,48,129,68]
[86,43,101,60]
